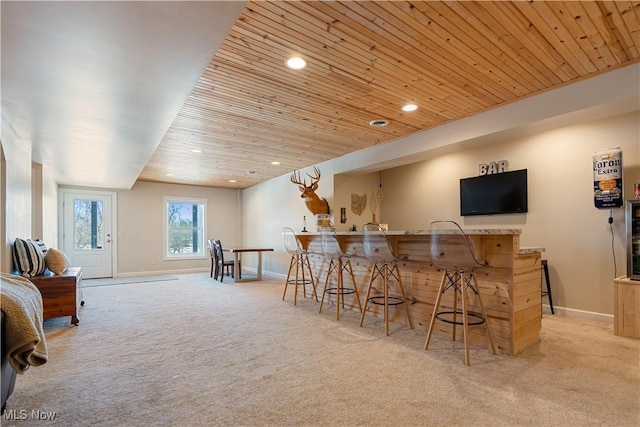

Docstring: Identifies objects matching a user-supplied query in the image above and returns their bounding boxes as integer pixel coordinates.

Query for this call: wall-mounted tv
[460,169,528,216]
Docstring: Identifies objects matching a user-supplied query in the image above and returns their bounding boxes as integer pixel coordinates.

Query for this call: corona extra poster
[593,147,623,209]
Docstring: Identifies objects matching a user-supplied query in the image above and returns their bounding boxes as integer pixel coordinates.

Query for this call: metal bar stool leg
[542,260,555,314]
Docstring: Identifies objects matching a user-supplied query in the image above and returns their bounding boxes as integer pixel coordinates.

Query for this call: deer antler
[290,170,307,187]
[291,167,322,188]
[306,166,321,186]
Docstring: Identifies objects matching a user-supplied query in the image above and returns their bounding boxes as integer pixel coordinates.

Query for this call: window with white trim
[164,196,207,259]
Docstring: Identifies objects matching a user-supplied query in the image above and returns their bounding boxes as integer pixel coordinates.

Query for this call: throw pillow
[29,239,48,254]
[12,237,46,278]
[45,248,71,275]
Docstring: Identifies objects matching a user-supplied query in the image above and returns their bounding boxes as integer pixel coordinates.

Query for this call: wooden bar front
[296,230,542,356]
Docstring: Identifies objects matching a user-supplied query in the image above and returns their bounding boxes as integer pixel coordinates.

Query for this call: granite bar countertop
[302,229,523,235]
[299,229,545,254]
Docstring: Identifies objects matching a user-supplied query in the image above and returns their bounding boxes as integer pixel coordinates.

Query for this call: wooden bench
[28,267,84,325]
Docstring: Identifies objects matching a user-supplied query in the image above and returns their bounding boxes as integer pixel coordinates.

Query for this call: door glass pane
[74,199,104,250]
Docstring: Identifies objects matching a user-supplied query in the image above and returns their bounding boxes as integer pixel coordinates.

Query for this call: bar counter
[296,229,543,356]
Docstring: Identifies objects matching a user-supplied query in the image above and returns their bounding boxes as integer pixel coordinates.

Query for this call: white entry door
[62,190,115,279]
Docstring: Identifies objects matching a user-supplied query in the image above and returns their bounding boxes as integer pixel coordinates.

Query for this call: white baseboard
[116,267,209,278]
[114,269,614,324]
[543,304,613,323]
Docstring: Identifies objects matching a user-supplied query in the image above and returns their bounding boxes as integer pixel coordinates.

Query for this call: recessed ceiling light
[166,173,174,176]
[271,161,280,165]
[246,170,258,175]
[402,104,418,112]
[285,57,306,70]
[229,179,237,183]
[190,149,202,153]
[369,119,389,127]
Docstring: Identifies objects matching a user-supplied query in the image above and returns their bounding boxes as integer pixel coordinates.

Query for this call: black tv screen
[460,169,528,216]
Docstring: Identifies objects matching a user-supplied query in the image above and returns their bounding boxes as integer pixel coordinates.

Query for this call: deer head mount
[290,166,330,216]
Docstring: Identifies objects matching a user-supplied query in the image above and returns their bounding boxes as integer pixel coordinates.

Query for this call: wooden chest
[29,267,83,325]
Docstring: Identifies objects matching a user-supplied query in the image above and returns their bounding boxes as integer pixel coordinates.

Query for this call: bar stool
[541,259,555,314]
[424,220,496,366]
[359,223,414,336]
[282,227,318,305]
[318,226,362,320]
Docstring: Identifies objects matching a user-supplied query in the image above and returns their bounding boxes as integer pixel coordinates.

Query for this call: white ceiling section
[1,1,247,189]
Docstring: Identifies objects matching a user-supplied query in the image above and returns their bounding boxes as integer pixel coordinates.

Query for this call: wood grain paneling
[138,1,640,188]
[296,231,542,355]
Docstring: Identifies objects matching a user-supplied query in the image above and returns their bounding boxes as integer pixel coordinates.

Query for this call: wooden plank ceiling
[139,1,640,189]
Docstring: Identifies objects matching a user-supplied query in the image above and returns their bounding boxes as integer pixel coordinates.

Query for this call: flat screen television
[460,169,528,216]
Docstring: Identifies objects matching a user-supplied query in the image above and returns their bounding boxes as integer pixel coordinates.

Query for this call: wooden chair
[318,226,362,320]
[282,227,318,305]
[213,239,238,282]
[208,239,218,278]
[359,223,413,336]
[424,220,496,366]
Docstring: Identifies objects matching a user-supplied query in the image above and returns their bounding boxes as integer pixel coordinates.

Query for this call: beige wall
[1,122,33,273]
[241,111,639,318]
[241,172,324,276]
[1,125,59,273]
[31,162,43,239]
[334,172,380,231]
[381,112,638,315]
[41,167,59,248]
[113,180,241,275]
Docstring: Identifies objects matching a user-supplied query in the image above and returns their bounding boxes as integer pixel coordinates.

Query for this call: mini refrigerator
[627,200,640,280]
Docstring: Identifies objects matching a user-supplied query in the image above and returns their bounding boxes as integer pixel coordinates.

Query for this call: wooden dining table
[222,247,274,282]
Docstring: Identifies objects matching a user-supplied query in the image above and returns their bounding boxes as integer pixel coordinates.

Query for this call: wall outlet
[151,258,157,265]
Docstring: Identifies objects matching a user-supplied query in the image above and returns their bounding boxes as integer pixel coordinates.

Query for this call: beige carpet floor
[4,273,639,427]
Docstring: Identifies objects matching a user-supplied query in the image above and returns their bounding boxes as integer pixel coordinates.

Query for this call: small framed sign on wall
[593,147,623,209]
